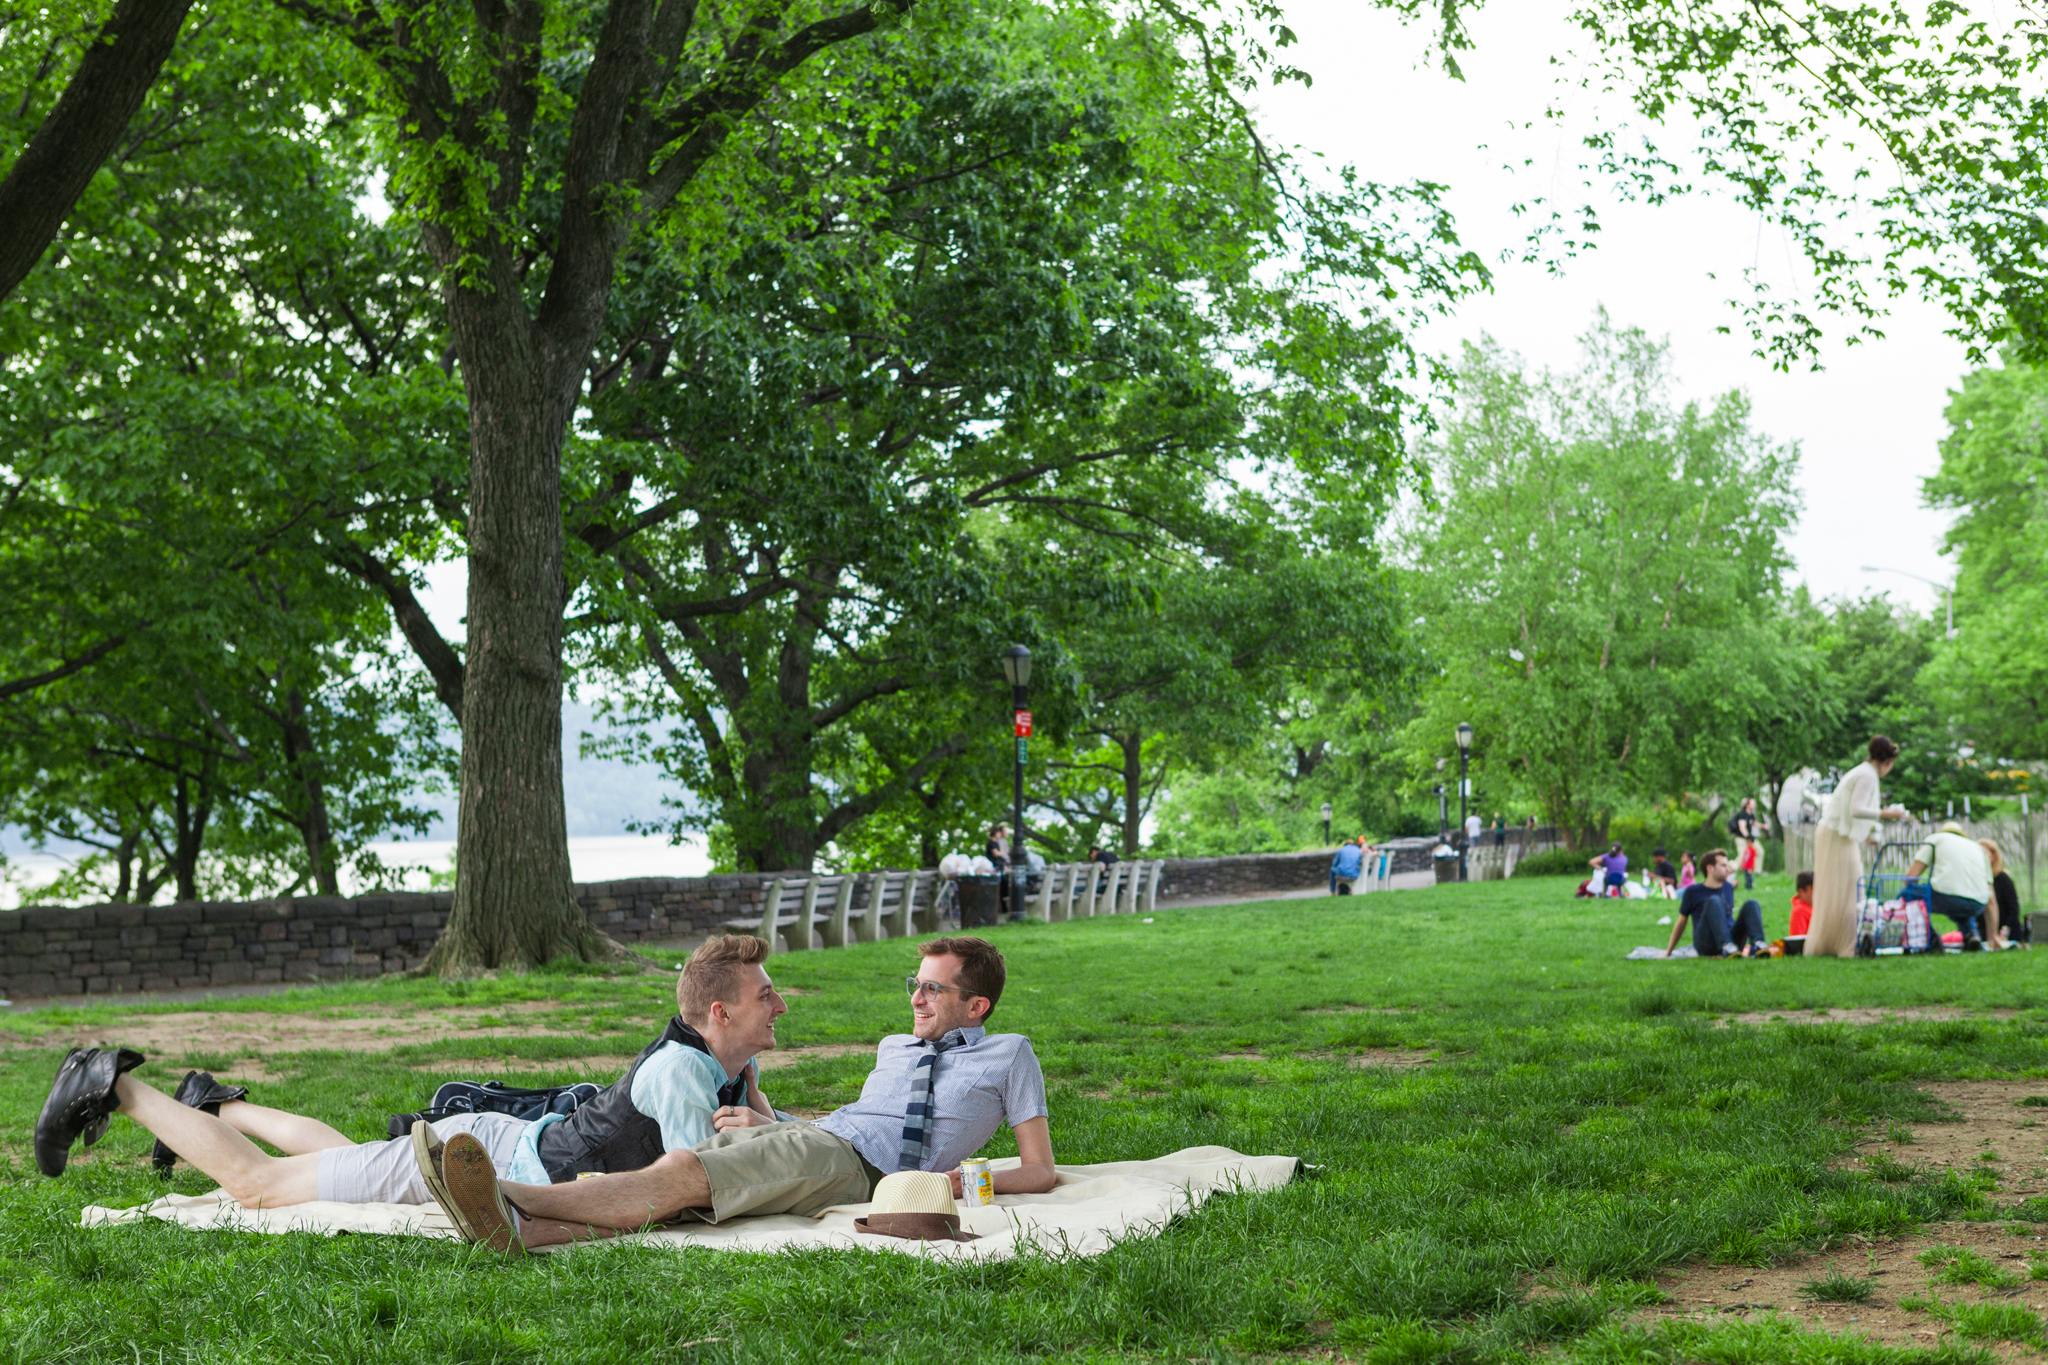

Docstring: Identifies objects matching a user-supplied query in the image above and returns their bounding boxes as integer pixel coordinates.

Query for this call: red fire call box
[1014,710,1033,737]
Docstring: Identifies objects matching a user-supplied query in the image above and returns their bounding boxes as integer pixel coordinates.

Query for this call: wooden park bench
[722,876,820,956]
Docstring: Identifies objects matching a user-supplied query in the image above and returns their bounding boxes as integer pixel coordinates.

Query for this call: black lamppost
[1321,801,1333,846]
[1455,722,1474,882]
[1001,645,1032,906]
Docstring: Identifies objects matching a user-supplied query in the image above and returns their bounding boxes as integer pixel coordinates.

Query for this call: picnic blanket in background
[80,1145,1297,1261]
[1625,945,1697,959]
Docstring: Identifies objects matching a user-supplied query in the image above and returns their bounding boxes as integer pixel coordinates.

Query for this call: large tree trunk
[1119,731,1144,855]
[168,769,212,901]
[422,309,634,974]
[280,692,340,896]
[738,745,819,872]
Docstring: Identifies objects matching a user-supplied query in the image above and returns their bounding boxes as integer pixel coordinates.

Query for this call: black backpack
[385,1079,604,1139]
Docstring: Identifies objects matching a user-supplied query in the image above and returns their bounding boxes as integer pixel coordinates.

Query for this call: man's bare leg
[116,1077,322,1207]
[498,1149,712,1248]
[214,1100,351,1156]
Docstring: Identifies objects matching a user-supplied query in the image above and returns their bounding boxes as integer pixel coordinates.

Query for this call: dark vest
[533,1016,748,1183]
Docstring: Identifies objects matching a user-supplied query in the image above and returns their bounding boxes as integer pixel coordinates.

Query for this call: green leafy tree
[570,18,1466,871]
[1920,361,2048,760]
[1402,315,1802,847]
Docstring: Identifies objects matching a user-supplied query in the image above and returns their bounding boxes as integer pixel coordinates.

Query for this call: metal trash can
[1432,844,1459,885]
[957,875,1004,927]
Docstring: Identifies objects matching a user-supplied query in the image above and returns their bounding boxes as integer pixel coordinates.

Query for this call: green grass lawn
[2,872,2044,1363]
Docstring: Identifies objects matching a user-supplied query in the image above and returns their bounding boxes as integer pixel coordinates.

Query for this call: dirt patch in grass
[1834,1079,2048,1201]
[0,1000,605,1058]
[1300,1005,1418,1015]
[1715,1007,2025,1028]
[1635,1223,2048,1357]
[1216,1048,1440,1068]
[406,1042,873,1078]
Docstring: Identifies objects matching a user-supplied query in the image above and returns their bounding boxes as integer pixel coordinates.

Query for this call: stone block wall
[0,849,1372,1001]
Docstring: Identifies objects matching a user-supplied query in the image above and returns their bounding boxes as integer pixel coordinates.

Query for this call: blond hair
[678,934,769,1025]
[1980,838,2007,876]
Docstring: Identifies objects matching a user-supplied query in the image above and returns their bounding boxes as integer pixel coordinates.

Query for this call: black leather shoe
[35,1047,145,1177]
[150,1070,250,1175]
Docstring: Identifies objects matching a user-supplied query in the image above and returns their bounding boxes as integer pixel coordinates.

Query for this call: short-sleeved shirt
[505,1039,749,1185]
[1915,831,1992,904]
[1679,882,1727,929]
[1602,853,1628,878]
[1653,859,1677,884]
[1331,845,1364,878]
[816,1027,1048,1175]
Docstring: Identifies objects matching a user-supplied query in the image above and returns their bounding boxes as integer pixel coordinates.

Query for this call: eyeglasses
[905,976,981,1001]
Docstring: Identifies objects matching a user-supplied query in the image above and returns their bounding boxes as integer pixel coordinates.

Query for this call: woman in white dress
[1808,736,1910,956]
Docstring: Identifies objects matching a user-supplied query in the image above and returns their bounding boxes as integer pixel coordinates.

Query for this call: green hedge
[1512,848,1595,878]
[1513,840,1784,880]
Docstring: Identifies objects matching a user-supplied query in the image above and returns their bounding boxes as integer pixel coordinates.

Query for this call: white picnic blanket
[80,1145,1296,1260]
[1625,945,1697,959]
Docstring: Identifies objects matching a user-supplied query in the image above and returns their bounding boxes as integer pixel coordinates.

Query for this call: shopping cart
[1854,839,1936,955]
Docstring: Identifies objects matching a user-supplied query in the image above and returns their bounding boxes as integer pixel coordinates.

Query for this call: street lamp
[1455,722,1474,882]
[1001,645,1032,912]
[1321,801,1333,846]
[1862,565,1955,639]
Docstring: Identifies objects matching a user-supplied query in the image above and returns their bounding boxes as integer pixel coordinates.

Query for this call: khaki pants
[687,1121,882,1224]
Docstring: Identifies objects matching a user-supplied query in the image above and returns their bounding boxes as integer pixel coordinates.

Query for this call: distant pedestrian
[1330,840,1365,895]
[1464,811,1483,842]
[1809,736,1911,957]
[1491,815,1505,847]
[1732,798,1765,890]
[1088,845,1118,866]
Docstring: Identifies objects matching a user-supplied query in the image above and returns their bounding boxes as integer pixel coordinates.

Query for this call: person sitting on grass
[422,935,1057,1254]
[1589,843,1628,896]
[32,934,788,1209]
[1650,846,1678,898]
[1789,871,1814,938]
[1663,849,1770,958]
[1678,851,1697,889]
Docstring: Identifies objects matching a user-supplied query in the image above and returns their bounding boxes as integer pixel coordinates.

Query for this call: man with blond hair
[31,934,784,1209]
[426,935,1057,1252]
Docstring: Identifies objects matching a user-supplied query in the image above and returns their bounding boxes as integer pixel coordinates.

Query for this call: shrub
[1514,848,1595,878]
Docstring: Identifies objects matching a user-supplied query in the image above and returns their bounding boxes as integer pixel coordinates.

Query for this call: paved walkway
[0,877,1443,1014]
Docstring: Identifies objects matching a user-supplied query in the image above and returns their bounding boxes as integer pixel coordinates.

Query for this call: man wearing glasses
[428,935,1055,1250]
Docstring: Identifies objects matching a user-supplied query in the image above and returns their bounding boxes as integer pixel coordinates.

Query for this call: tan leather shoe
[439,1131,525,1255]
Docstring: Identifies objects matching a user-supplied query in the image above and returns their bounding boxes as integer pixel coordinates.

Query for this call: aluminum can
[959,1158,995,1206]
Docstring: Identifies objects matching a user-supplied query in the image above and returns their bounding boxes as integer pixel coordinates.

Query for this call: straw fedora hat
[854,1170,980,1242]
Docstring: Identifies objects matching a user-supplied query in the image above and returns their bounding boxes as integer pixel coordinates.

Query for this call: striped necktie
[898,1032,967,1171]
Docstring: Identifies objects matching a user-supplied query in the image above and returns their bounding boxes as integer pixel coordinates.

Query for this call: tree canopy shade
[1554,1,2048,365]
[1920,360,2048,760]
[0,9,453,903]
[568,11,1461,871]
[0,0,195,303]
[1401,314,1802,847]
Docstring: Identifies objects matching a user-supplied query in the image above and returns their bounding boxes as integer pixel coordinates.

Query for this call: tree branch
[0,0,196,302]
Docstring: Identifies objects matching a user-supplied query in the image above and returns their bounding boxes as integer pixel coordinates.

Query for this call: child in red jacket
[1789,870,1814,937]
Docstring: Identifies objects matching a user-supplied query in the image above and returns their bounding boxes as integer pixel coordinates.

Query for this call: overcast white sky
[1252,0,1968,616]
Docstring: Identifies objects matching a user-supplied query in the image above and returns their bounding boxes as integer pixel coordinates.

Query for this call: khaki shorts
[688,1121,882,1224]
[315,1112,528,1205]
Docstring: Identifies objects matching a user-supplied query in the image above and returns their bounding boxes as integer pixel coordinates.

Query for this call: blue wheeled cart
[1855,839,1937,955]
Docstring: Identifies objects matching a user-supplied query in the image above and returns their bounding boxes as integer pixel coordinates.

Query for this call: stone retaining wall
[0,848,1366,1001]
